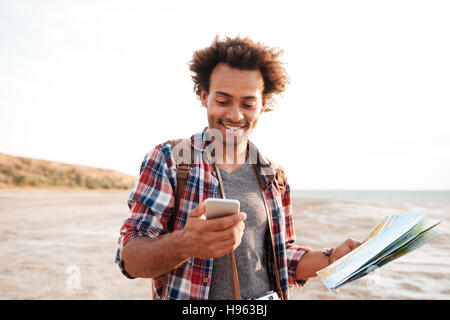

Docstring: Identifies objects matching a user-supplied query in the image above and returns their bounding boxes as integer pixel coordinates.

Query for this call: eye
[243,103,256,109]
[216,100,228,105]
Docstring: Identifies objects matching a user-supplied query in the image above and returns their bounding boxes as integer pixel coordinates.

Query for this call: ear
[201,89,208,108]
[260,97,267,113]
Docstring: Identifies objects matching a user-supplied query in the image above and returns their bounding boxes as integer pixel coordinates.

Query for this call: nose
[227,103,244,123]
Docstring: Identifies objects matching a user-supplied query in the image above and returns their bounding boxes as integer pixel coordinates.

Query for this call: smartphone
[205,198,240,220]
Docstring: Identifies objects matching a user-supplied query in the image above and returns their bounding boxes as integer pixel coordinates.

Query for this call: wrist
[176,228,195,259]
[329,248,337,264]
[321,248,335,265]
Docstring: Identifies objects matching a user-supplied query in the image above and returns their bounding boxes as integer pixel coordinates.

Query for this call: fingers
[206,212,247,232]
[187,200,207,218]
[187,202,246,232]
[184,201,247,258]
[212,220,246,242]
[345,238,361,250]
[202,228,245,258]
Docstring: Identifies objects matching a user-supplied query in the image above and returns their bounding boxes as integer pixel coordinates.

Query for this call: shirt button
[203,277,209,284]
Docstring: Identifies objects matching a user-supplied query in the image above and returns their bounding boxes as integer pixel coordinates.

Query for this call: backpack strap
[275,166,286,194]
[167,139,193,232]
[265,158,286,194]
[152,138,193,300]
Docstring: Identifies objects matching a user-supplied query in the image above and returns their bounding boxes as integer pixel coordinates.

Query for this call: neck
[221,140,247,165]
[216,142,247,173]
[205,128,249,166]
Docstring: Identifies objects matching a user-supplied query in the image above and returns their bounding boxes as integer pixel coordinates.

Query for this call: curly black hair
[189,35,289,111]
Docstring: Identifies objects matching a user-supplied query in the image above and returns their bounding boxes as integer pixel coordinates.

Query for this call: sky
[1,0,449,190]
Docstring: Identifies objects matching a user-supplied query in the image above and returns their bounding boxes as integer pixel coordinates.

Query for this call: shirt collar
[189,127,278,184]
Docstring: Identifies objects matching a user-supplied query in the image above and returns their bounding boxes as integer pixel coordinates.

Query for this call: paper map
[316,212,441,290]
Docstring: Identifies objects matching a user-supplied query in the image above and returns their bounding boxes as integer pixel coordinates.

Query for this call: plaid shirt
[115,128,310,300]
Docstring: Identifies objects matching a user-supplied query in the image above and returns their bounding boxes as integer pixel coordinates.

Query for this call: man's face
[201,63,266,148]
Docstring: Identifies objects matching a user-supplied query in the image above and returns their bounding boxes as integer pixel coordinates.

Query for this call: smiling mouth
[219,120,247,132]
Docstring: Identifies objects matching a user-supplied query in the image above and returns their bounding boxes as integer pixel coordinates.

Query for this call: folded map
[316,212,441,290]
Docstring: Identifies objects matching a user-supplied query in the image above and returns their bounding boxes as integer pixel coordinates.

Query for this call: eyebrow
[215,91,257,100]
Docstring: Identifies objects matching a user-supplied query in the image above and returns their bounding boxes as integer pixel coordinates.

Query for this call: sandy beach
[0,189,448,300]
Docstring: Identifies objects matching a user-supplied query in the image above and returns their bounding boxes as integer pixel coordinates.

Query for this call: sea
[291,190,450,205]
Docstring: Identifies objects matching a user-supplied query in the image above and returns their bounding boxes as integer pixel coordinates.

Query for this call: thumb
[345,238,361,250]
[188,200,207,219]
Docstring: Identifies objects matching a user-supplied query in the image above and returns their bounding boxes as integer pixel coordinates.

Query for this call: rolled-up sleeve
[286,243,310,287]
[282,177,311,287]
[115,144,176,279]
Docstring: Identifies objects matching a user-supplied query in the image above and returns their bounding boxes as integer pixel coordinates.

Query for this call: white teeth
[224,125,243,131]
[222,123,244,132]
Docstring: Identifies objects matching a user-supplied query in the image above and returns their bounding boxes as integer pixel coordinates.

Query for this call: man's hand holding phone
[180,199,246,259]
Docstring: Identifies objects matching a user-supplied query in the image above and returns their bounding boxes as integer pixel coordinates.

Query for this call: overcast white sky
[1,0,449,190]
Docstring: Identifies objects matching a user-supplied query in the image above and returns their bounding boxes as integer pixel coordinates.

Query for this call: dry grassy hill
[0,153,137,190]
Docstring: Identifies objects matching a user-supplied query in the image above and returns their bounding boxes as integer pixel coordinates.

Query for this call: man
[115,36,360,300]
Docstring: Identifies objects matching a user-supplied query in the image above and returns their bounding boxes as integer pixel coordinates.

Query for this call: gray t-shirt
[208,164,271,300]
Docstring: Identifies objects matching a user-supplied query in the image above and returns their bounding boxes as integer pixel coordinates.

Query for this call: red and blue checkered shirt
[115,128,310,299]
